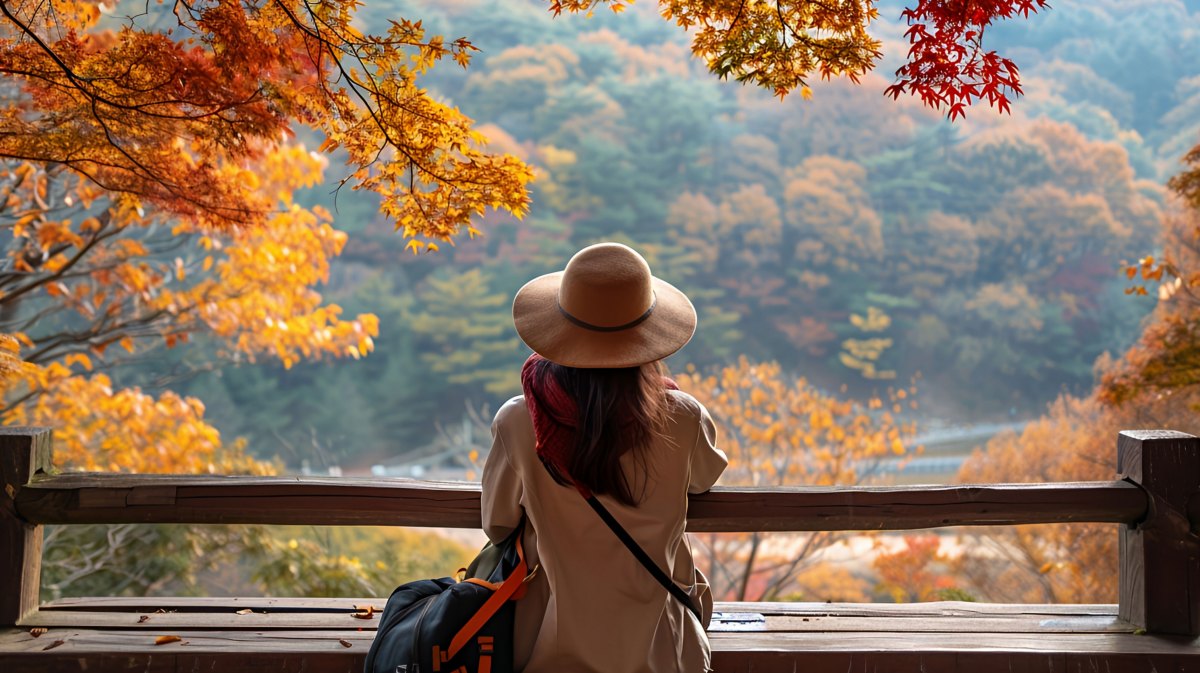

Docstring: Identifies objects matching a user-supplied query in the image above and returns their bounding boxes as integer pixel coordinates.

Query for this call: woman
[482,242,728,673]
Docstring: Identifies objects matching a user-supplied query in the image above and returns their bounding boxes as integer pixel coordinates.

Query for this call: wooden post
[1117,430,1200,636]
[0,427,51,626]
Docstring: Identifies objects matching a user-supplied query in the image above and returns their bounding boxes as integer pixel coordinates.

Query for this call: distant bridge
[362,420,1032,482]
[875,420,1029,482]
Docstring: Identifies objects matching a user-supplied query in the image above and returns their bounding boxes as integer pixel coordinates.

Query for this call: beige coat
[482,390,728,673]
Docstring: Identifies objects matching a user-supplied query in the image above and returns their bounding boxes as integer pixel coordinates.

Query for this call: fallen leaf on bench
[235,609,253,615]
[339,639,353,648]
[138,615,150,623]
[352,605,376,619]
[28,627,47,638]
[42,640,65,651]
[155,635,183,645]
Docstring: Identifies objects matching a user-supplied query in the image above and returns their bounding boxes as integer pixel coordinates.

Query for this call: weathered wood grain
[709,640,1200,673]
[40,596,378,612]
[1118,430,1200,636]
[5,602,1199,671]
[16,600,1128,634]
[37,597,1121,617]
[1,626,1197,673]
[687,481,1146,531]
[19,608,1131,634]
[0,428,51,626]
[15,475,1148,532]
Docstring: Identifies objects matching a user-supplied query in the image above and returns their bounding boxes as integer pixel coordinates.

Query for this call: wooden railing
[2,427,1199,670]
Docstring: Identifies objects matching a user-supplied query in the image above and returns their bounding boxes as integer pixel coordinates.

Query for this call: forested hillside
[170,0,1180,471]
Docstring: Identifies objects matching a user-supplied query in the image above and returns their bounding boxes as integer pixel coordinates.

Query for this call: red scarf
[520,353,677,498]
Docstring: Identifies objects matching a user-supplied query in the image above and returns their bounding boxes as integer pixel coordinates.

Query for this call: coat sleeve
[481,413,524,543]
[688,401,728,494]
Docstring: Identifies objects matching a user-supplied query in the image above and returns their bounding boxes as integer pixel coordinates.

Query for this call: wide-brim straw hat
[513,243,697,368]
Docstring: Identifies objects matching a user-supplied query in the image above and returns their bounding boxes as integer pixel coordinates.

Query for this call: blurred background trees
[679,358,918,601]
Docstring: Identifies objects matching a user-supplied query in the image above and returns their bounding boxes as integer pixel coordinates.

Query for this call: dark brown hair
[533,358,671,506]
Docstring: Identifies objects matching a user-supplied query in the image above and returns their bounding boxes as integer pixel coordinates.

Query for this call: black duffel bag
[364,521,534,673]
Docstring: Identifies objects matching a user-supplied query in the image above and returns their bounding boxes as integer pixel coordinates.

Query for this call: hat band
[558,293,657,333]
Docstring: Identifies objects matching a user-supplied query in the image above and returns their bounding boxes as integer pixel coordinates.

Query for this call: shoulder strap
[533,448,701,621]
[447,519,530,660]
[581,491,703,623]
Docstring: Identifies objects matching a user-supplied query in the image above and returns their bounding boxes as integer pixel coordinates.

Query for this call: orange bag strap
[446,529,530,660]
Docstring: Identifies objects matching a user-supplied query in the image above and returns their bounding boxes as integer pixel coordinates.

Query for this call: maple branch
[701,534,740,593]
[273,3,397,142]
[0,5,284,226]
[0,212,117,306]
[51,316,206,377]
[276,0,474,191]
[172,0,203,25]
[729,0,747,31]
[0,2,255,123]
[0,147,263,222]
[1013,535,1058,601]
[773,0,862,59]
[737,532,761,601]
[756,530,835,601]
[141,356,222,390]
[0,300,67,334]
[0,57,269,123]
[776,0,793,50]
[89,97,183,198]
[407,163,433,224]
[969,531,1055,602]
[0,239,73,287]
[25,307,171,364]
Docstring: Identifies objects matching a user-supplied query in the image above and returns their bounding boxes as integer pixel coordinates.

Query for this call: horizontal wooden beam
[20,597,1129,634]
[14,474,1147,532]
[688,481,1147,531]
[33,596,1122,618]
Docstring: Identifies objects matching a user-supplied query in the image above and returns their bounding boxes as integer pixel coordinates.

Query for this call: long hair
[532,358,671,506]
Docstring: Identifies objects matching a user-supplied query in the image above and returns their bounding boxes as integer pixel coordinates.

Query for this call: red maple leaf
[891,0,1050,120]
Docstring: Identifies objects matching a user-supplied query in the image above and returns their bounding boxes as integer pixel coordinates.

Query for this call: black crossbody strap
[581,493,702,623]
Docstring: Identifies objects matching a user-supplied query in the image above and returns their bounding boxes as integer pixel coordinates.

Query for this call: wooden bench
[2,428,1199,672]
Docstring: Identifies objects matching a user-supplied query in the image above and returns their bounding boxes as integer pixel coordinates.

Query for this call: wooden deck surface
[2,599,1198,672]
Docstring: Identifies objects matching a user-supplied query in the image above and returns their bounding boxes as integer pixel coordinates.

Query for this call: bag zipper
[410,595,438,667]
[367,599,424,673]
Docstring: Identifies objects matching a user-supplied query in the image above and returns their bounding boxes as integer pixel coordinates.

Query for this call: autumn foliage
[553,0,1048,117]
[678,358,918,601]
[1104,205,1200,408]
[0,141,379,470]
[886,0,1052,119]
[955,346,1200,604]
[872,535,964,603]
[0,0,540,476]
[948,58,1200,601]
[0,0,534,245]
[955,396,1124,603]
[11,372,273,475]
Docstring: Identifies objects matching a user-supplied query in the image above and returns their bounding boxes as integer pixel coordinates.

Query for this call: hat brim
[513,272,697,369]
